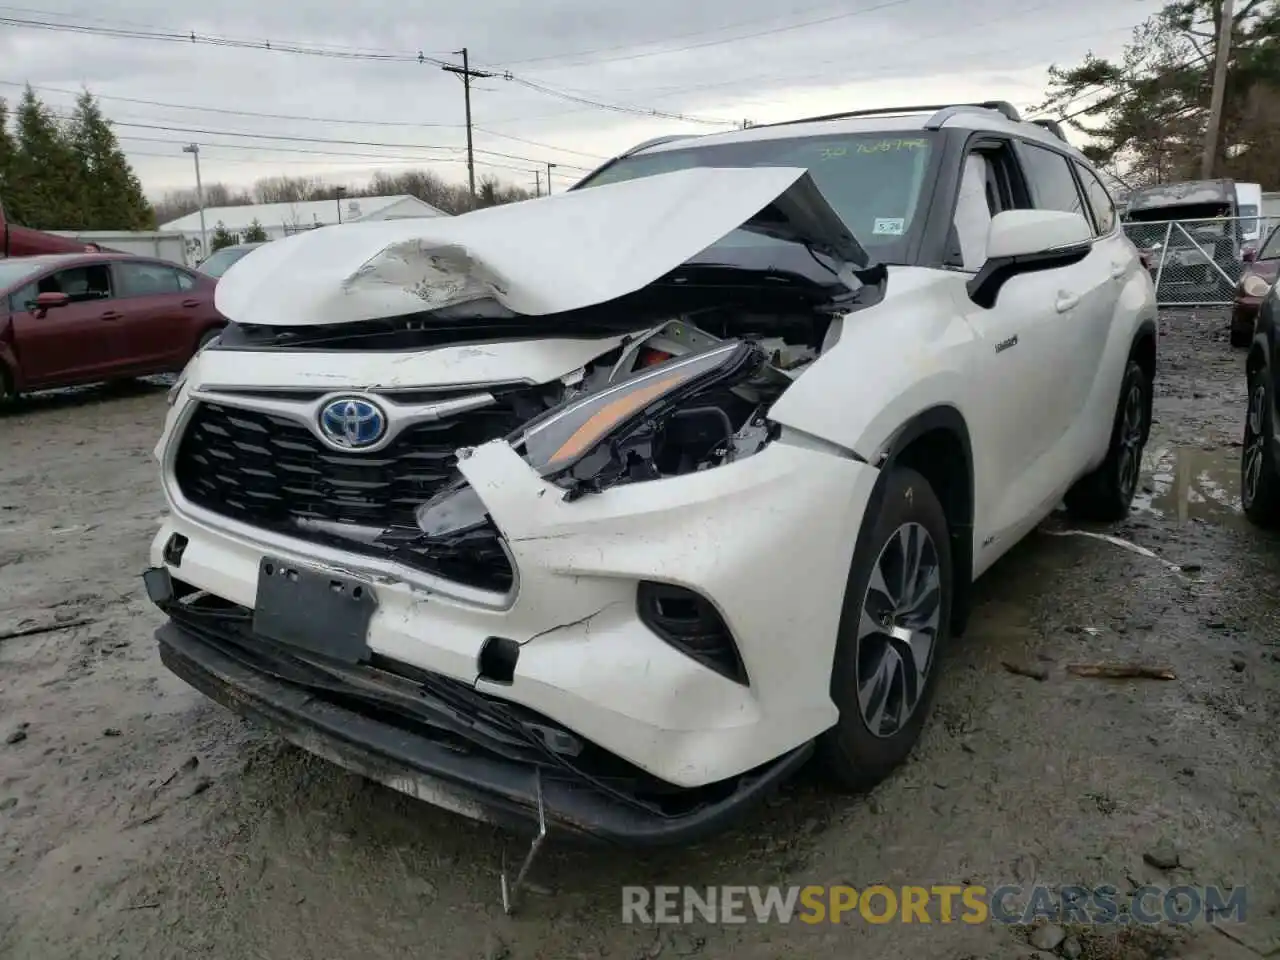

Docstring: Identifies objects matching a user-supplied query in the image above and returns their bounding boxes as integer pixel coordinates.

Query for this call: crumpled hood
[214,166,866,327]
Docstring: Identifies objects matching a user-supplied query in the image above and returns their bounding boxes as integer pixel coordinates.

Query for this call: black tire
[1065,359,1151,522]
[817,466,953,790]
[0,363,16,408]
[1230,314,1254,349]
[1242,365,1280,528]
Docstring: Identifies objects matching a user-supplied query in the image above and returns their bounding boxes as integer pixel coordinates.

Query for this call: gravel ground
[0,311,1277,960]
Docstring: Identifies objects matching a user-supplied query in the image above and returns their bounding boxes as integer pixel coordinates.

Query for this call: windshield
[575,131,937,267]
[199,246,256,278]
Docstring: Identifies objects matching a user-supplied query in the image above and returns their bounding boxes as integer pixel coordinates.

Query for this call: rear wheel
[0,363,16,408]
[1065,359,1151,522]
[1242,368,1280,528]
[818,466,952,790]
[1230,312,1255,349]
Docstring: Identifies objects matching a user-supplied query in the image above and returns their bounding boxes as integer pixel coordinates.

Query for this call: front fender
[767,307,979,459]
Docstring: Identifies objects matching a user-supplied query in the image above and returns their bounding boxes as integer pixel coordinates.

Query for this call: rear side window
[1074,164,1117,235]
[1019,143,1088,219]
[117,262,184,297]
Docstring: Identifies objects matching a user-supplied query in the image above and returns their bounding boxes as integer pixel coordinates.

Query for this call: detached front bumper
[154,607,811,844]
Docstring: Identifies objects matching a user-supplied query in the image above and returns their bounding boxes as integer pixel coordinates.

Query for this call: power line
[115,135,545,175]
[483,0,855,68]
[42,111,593,170]
[0,14,731,126]
[486,0,914,72]
[0,79,610,162]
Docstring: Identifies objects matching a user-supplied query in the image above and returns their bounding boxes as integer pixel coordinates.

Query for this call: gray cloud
[0,0,1141,194]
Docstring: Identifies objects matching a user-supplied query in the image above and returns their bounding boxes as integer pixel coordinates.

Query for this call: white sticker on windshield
[873,217,905,236]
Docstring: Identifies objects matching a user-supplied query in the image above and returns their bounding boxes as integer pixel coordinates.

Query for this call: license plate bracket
[252,557,376,663]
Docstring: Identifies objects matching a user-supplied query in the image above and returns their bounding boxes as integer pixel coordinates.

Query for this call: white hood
[214,166,862,328]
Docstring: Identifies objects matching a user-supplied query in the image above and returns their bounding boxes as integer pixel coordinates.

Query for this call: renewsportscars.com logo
[621,884,1248,926]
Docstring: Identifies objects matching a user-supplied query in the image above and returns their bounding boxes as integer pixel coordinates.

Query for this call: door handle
[100,310,123,321]
[1110,261,1128,279]
[1054,292,1080,313]
[182,299,200,308]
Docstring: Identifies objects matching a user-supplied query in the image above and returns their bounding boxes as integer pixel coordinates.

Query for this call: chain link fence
[1122,215,1279,307]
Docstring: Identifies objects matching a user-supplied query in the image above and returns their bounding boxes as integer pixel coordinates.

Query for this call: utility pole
[534,169,541,197]
[442,48,494,200]
[545,162,557,194]
[1201,0,1235,179]
[182,143,207,261]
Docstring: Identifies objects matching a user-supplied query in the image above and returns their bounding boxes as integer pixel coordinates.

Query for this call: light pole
[545,162,557,195]
[335,186,346,224]
[182,144,207,261]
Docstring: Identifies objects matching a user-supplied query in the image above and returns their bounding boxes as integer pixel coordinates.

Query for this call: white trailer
[48,230,190,266]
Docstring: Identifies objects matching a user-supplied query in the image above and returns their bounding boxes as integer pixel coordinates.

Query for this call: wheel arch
[1129,318,1158,443]
[869,404,975,637]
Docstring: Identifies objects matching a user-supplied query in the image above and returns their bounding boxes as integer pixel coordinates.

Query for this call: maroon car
[1231,225,1280,348]
[0,253,223,403]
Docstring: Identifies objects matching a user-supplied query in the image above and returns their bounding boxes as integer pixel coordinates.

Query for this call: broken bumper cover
[154,434,877,787]
[156,614,811,844]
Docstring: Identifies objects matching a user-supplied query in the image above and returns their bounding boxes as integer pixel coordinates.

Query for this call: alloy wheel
[855,522,942,739]
[1243,381,1268,507]
[1117,382,1145,501]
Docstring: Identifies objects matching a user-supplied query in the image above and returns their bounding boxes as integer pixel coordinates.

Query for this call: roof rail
[923,101,1023,129]
[1029,118,1068,141]
[758,101,1010,129]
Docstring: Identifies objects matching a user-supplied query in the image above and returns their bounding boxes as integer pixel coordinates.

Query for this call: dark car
[196,242,265,279]
[0,253,224,403]
[1231,223,1280,348]
[1242,268,1280,527]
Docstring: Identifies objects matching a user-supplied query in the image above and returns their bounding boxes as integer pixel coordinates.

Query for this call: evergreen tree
[209,221,237,252]
[10,85,81,229]
[0,99,16,211]
[68,90,155,229]
[242,219,268,242]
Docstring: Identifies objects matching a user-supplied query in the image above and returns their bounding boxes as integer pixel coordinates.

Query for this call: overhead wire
[0,13,734,126]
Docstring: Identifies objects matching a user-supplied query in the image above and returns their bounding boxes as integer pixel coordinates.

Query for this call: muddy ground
[1,311,1277,960]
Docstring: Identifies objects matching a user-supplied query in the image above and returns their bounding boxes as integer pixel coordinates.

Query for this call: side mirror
[1243,247,1257,263]
[33,291,70,314]
[967,210,1093,309]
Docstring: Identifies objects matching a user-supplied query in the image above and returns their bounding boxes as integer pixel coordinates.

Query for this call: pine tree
[69,90,155,230]
[10,86,81,229]
[0,99,16,211]
[242,219,268,242]
[210,221,237,252]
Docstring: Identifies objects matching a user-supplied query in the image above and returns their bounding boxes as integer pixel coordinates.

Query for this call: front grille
[173,395,541,590]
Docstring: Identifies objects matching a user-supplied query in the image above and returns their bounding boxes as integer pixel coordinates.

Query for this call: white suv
[144,101,1157,846]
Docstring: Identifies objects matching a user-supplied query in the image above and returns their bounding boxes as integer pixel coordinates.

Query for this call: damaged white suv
[144,101,1157,848]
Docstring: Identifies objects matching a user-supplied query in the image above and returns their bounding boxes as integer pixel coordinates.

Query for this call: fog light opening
[637,581,749,686]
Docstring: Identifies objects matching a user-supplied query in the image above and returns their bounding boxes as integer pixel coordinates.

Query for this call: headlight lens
[412,339,776,531]
[520,341,757,477]
[1242,273,1271,298]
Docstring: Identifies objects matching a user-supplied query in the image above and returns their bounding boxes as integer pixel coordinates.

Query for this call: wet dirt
[1,313,1277,960]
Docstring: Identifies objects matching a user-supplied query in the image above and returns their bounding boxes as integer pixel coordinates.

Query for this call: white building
[160,194,449,260]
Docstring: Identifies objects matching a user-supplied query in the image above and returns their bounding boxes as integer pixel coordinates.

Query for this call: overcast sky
[0,0,1153,202]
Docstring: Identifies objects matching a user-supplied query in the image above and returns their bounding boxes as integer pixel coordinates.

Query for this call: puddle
[1134,443,1244,525]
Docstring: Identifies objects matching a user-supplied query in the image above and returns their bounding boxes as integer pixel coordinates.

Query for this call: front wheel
[1065,359,1151,522]
[817,466,952,790]
[1242,369,1280,528]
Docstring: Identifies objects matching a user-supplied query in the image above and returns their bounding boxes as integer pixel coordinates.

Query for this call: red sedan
[1231,225,1280,348]
[0,253,224,403]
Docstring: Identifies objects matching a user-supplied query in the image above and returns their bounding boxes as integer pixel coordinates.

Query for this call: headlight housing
[410,339,780,544]
[1242,273,1272,298]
